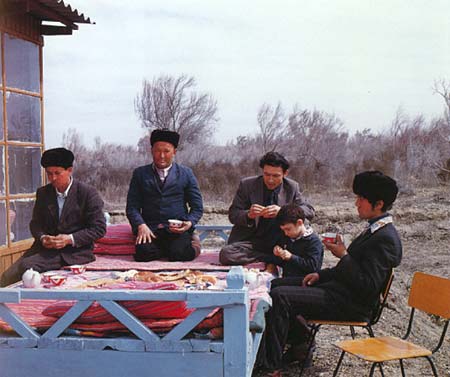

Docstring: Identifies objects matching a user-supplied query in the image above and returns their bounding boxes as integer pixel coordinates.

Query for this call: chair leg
[424,356,438,377]
[299,325,319,377]
[399,359,406,377]
[369,363,377,377]
[332,350,346,377]
[378,363,385,377]
[350,326,356,339]
[366,325,375,337]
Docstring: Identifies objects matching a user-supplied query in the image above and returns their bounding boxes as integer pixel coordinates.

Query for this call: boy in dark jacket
[270,204,323,289]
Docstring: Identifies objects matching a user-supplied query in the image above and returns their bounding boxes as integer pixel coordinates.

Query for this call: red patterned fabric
[93,224,135,255]
[43,300,193,323]
[93,243,135,255]
[67,308,222,333]
[0,298,257,340]
[84,253,266,271]
[95,224,135,245]
[42,282,192,323]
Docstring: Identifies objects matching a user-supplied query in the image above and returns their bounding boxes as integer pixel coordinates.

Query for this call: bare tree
[256,102,286,153]
[433,79,450,125]
[62,128,87,157]
[135,75,218,149]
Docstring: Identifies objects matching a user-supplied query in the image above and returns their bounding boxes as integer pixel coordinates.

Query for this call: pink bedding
[82,252,265,271]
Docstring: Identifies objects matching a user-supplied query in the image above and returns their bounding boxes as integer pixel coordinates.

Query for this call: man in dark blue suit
[126,129,203,262]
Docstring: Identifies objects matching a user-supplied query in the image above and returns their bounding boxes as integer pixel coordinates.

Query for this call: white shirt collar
[290,226,314,241]
[154,164,172,179]
[56,177,73,198]
[369,215,393,233]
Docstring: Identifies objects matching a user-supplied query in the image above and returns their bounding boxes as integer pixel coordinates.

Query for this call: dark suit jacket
[126,163,203,232]
[227,175,315,244]
[29,179,106,265]
[318,218,402,320]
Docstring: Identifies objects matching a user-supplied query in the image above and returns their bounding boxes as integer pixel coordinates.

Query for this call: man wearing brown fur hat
[1,148,106,287]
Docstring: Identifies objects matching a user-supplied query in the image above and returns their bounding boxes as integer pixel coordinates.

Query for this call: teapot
[22,268,41,288]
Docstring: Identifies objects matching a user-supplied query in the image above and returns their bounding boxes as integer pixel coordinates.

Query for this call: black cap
[40,148,74,169]
[353,170,398,210]
[150,129,180,148]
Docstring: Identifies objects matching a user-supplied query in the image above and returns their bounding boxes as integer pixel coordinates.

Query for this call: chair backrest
[408,271,450,319]
[370,268,395,325]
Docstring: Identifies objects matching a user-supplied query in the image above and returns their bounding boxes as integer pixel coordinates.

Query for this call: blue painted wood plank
[0,303,40,340]
[216,230,229,241]
[190,338,212,352]
[210,341,224,353]
[163,307,214,341]
[196,225,232,242]
[98,300,160,342]
[186,291,247,308]
[223,292,250,377]
[249,332,264,375]
[0,348,224,377]
[0,289,21,303]
[196,225,232,231]
[3,338,38,348]
[41,300,93,339]
[19,289,188,301]
[146,339,192,352]
[38,337,145,352]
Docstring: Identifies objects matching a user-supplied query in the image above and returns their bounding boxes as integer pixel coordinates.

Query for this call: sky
[43,0,450,148]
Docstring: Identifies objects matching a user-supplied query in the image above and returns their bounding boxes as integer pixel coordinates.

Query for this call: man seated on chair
[1,148,107,287]
[270,203,323,290]
[257,170,403,375]
[219,152,315,266]
[126,129,203,262]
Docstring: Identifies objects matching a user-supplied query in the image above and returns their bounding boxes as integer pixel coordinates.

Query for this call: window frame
[0,30,44,254]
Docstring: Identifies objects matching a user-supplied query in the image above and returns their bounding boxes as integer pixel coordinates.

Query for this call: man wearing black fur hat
[0,148,106,287]
[126,129,203,262]
[257,170,402,375]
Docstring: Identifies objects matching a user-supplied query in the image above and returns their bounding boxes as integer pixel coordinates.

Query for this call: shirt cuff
[69,234,75,247]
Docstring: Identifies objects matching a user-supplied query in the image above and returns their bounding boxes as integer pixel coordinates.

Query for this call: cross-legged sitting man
[0,148,106,287]
[219,152,315,266]
[126,129,203,262]
[257,170,403,376]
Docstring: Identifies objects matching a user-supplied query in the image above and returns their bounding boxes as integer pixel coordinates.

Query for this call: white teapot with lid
[22,268,41,288]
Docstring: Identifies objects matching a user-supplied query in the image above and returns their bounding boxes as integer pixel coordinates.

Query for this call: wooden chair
[298,268,394,376]
[333,271,450,376]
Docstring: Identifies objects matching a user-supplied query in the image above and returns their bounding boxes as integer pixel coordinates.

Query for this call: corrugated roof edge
[39,0,94,24]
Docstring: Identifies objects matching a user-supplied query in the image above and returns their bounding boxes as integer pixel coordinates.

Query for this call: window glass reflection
[6,92,41,142]
[0,201,6,246]
[0,93,3,141]
[10,199,34,242]
[8,146,41,195]
[0,146,4,196]
[4,33,40,93]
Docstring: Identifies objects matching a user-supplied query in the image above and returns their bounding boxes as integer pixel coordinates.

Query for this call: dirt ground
[199,187,450,377]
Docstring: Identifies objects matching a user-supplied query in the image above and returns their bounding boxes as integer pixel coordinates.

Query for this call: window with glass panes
[0,32,43,250]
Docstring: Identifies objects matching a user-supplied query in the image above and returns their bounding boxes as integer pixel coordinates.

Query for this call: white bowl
[168,219,183,228]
